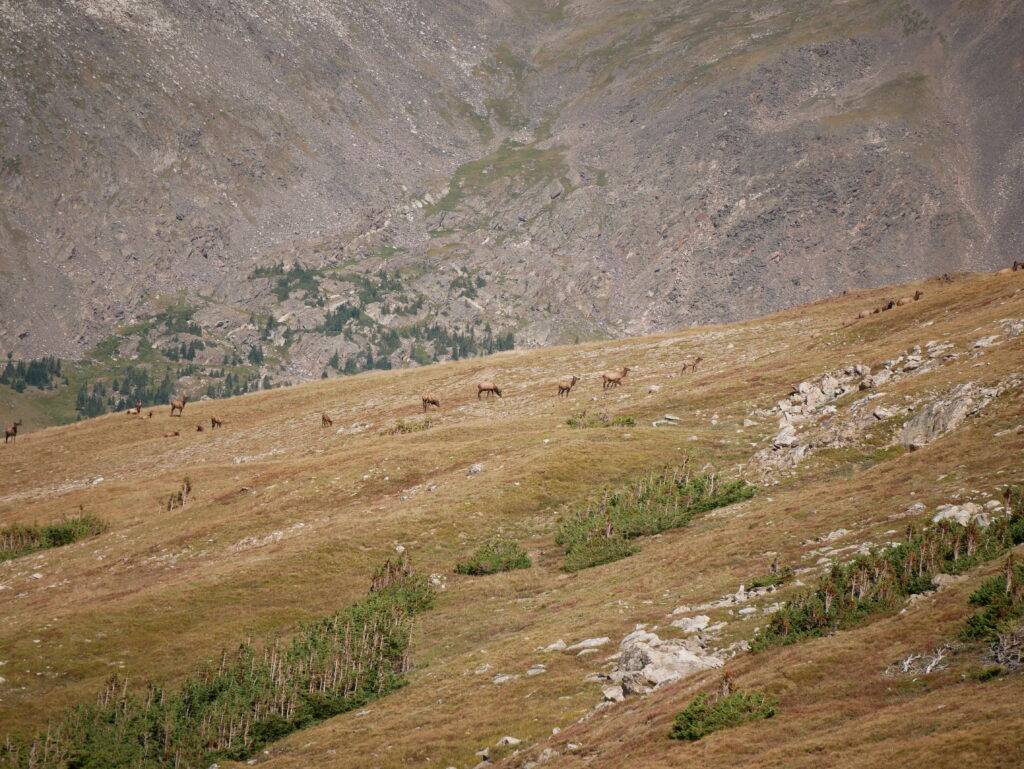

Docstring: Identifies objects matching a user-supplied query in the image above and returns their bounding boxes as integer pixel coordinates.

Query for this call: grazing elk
[4,420,23,444]
[557,376,579,397]
[321,413,333,428]
[210,416,224,429]
[680,355,703,373]
[196,424,205,433]
[421,394,441,412]
[601,366,631,389]
[477,381,503,399]
[169,395,188,417]
[1015,261,1024,271]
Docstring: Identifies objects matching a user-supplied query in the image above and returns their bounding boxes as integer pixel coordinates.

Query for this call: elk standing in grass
[421,394,441,412]
[477,381,502,399]
[210,416,224,429]
[896,290,924,306]
[321,413,333,428]
[601,366,630,389]
[557,376,579,397]
[680,355,703,373]
[4,420,22,444]
[169,395,188,417]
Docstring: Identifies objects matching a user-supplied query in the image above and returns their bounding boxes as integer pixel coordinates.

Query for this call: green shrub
[381,417,432,435]
[455,538,532,575]
[566,410,635,429]
[960,559,1024,642]
[0,514,107,562]
[752,490,1024,651]
[670,690,777,741]
[562,535,638,572]
[0,556,434,769]
[555,466,755,571]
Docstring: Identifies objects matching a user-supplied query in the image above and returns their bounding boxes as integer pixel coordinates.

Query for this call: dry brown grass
[1,271,1023,767]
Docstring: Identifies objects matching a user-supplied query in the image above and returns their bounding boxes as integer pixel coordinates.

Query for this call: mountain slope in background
[1,0,1022,393]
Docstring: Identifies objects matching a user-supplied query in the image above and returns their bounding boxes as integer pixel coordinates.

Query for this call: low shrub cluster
[455,538,532,575]
[961,557,1024,643]
[381,417,433,435]
[747,565,795,591]
[752,490,1024,651]
[556,465,756,572]
[0,555,434,769]
[670,689,777,741]
[566,410,635,429]
[0,513,107,562]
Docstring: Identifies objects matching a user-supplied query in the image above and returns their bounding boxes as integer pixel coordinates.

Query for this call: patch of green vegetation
[0,556,434,769]
[566,410,636,428]
[670,689,777,741]
[960,558,1024,643]
[381,417,433,436]
[0,514,107,562]
[562,536,638,573]
[556,466,756,571]
[485,95,528,130]
[455,538,532,576]
[822,73,931,131]
[752,489,1024,651]
[154,301,202,335]
[748,565,795,591]
[424,140,570,217]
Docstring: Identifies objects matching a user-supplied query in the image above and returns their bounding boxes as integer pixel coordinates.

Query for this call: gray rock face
[899,383,993,449]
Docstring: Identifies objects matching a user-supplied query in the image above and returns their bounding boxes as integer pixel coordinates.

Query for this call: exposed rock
[542,639,567,652]
[601,684,625,702]
[565,637,610,652]
[669,614,710,634]
[497,736,522,747]
[900,383,996,449]
[467,463,485,476]
[612,629,722,697]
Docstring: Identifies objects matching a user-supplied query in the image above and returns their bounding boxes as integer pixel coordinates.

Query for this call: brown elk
[321,413,333,428]
[421,394,441,412]
[4,420,23,444]
[477,381,503,399]
[557,376,579,397]
[1015,261,1024,272]
[134,400,142,415]
[897,290,925,306]
[196,424,205,433]
[169,395,188,417]
[147,411,154,419]
[601,366,631,389]
[210,416,224,429]
[680,355,703,373]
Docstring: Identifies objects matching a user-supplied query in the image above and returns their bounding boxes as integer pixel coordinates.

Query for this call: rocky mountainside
[1,0,1022,385]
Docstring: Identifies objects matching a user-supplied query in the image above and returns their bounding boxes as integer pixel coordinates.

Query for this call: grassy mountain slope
[1,268,1022,767]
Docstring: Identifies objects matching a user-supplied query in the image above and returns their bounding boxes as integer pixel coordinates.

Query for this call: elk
[210,416,224,429]
[147,411,154,419]
[477,381,503,399]
[896,290,925,306]
[134,400,142,415]
[601,366,630,389]
[196,424,205,433]
[856,309,872,319]
[557,375,579,397]
[421,394,441,412]
[169,395,188,417]
[4,420,23,444]
[321,413,333,428]
[680,355,703,373]
[1015,261,1024,272]
[162,430,180,438]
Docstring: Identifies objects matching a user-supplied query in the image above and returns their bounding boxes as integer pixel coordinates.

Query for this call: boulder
[613,630,722,694]
[899,383,985,449]
[601,684,625,702]
[773,427,799,448]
